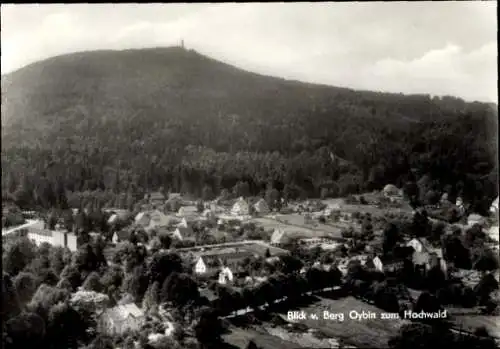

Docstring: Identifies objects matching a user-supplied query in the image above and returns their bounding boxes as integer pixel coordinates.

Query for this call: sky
[1,2,497,103]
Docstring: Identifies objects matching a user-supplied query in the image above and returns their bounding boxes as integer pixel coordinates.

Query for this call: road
[2,219,42,236]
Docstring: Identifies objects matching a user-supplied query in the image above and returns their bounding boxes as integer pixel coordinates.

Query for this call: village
[3,185,500,349]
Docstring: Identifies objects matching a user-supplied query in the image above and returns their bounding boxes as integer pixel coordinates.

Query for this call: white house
[383,184,401,198]
[270,228,286,245]
[407,238,428,253]
[134,212,151,226]
[218,266,234,285]
[194,257,207,274]
[231,197,250,216]
[490,196,499,216]
[467,213,487,227]
[367,256,404,273]
[253,199,270,215]
[27,229,53,246]
[99,303,145,336]
[107,214,119,225]
[487,225,499,243]
[173,226,192,240]
[456,197,465,214]
[27,228,78,252]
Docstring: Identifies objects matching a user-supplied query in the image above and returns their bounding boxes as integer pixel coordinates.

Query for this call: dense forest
[1,47,498,214]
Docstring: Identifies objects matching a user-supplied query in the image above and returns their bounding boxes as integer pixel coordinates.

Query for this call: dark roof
[176,226,193,235]
[114,230,130,240]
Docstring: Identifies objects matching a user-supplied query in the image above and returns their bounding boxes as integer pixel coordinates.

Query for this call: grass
[281,296,409,348]
[447,307,500,338]
[223,325,298,349]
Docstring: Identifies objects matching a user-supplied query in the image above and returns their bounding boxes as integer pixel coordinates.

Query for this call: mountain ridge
[1,46,497,213]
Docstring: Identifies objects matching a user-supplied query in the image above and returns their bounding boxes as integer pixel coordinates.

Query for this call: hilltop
[1,46,498,212]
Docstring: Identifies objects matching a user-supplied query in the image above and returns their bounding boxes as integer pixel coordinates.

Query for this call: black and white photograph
[1,2,498,349]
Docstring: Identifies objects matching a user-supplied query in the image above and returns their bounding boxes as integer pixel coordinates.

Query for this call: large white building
[27,227,78,252]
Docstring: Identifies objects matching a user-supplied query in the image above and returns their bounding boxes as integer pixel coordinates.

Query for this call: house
[168,193,182,200]
[490,196,499,216]
[149,192,166,208]
[383,184,400,197]
[173,226,193,240]
[440,193,450,206]
[177,206,198,218]
[486,225,499,243]
[456,197,465,214]
[27,229,53,246]
[407,238,429,254]
[27,228,78,252]
[231,197,250,216]
[134,212,151,226]
[107,214,119,225]
[194,257,208,274]
[177,217,193,228]
[218,266,234,284]
[407,238,447,273]
[253,199,270,215]
[366,256,404,273]
[270,228,287,245]
[202,209,215,221]
[99,303,145,336]
[467,214,487,227]
[147,210,174,230]
[112,230,130,244]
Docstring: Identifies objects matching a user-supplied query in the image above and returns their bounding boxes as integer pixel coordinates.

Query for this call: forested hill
[1,46,498,213]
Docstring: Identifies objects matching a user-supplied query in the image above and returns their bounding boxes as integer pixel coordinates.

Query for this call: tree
[147,252,183,285]
[121,264,149,304]
[246,340,260,349]
[4,238,36,276]
[160,272,199,307]
[383,223,400,255]
[13,272,38,304]
[2,273,22,321]
[414,292,441,314]
[45,302,88,349]
[82,272,103,293]
[196,200,204,213]
[28,284,70,319]
[202,185,215,201]
[278,255,303,274]
[233,181,250,198]
[4,312,46,349]
[49,247,71,276]
[264,248,271,258]
[194,307,223,346]
[59,265,82,291]
[265,187,281,211]
[473,250,499,273]
[474,273,499,305]
[142,281,160,313]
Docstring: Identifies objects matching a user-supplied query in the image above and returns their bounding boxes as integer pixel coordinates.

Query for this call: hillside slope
[1,47,498,212]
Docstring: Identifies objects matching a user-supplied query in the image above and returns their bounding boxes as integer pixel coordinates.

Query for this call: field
[223,325,298,349]
[280,296,409,348]
[253,215,344,239]
[447,308,500,338]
